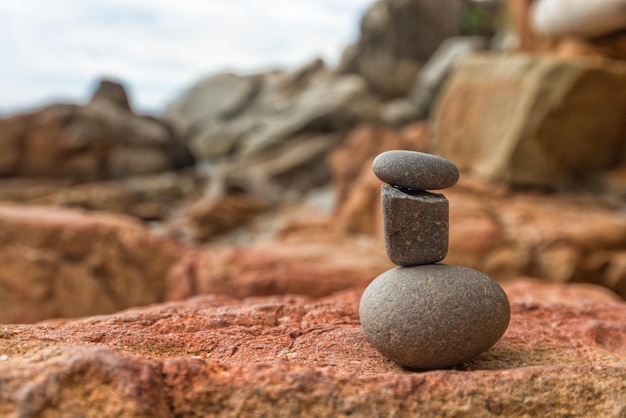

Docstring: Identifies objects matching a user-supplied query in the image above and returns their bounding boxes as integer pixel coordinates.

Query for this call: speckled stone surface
[373,150,459,191]
[382,185,448,266]
[359,264,511,369]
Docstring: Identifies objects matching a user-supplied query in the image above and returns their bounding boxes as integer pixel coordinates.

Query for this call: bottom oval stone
[359,264,510,369]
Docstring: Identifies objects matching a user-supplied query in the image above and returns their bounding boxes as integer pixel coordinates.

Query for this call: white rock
[532,0,626,38]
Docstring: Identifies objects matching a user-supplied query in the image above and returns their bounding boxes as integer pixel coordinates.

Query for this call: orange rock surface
[0,279,624,417]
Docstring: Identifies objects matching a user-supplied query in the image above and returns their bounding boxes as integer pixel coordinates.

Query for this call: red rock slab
[0,279,625,417]
[502,277,623,305]
[166,235,393,300]
[0,203,186,323]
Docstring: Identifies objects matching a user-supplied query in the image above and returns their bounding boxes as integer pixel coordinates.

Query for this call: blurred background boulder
[0,203,186,323]
[0,79,194,181]
[432,53,626,188]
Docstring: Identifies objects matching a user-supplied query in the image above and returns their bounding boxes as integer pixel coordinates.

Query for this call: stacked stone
[359,150,511,369]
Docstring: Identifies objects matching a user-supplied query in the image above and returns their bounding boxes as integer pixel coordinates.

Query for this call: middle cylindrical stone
[382,184,448,266]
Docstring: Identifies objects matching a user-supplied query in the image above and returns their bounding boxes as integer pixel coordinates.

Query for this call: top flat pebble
[373,150,459,190]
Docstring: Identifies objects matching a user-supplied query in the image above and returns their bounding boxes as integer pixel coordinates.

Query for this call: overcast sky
[0,0,373,115]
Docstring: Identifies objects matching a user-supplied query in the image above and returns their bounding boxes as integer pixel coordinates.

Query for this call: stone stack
[359,150,511,369]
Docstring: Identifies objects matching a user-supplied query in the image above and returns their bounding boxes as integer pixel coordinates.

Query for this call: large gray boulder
[381,36,489,125]
[164,60,380,201]
[165,60,380,161]
[339,0,468,99]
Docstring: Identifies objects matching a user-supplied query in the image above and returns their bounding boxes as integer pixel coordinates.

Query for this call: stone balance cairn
[360,150,511,369]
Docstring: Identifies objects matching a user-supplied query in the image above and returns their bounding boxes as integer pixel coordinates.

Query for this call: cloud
[0,0,373,115]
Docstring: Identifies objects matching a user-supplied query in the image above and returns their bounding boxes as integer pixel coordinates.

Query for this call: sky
[0,0,373,116]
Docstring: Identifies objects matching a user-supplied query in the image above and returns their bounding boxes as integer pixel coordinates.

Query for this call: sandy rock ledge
[0,280,625,417]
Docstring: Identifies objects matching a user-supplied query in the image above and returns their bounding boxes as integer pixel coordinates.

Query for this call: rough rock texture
[373,150,459,190]
[433,53,626,188]
[0,204,186,323]
[0,280,624,417]
[382,186,449,266]
[0,99,193,181]
[360,264,510,368]
[340,0,466,99]
[330,124,626,298]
